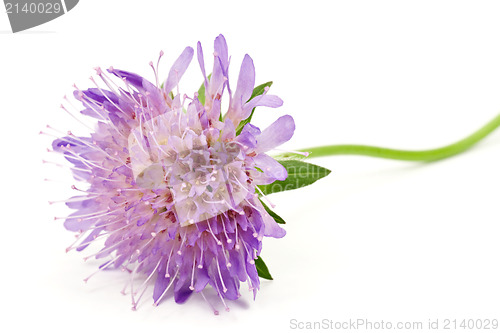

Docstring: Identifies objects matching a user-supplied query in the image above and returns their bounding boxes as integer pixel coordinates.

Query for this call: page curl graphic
[4,0,78,33]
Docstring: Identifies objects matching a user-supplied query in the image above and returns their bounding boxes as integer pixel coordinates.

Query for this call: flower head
[51,34,294,313]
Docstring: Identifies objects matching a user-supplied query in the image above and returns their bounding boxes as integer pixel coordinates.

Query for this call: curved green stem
[297,113,500,162]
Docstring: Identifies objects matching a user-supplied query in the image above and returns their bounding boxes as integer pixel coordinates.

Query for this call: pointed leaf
[258,160,331,195]
[236,81,273,135]
[259,198,286,224]
[255,256,273,280]
[249,81,273,102]
[198,81,206,105]
[197,73,212,106]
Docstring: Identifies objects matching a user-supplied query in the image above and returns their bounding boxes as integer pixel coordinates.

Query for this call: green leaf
[258,160,331,196]
[255,256,273,280]
[259,198,286,224]
[197,81,206,106]
[197,74,212,106]
[249,81,273,101]
[235,81,273,135]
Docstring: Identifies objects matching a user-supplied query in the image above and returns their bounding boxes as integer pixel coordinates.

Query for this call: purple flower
[51,34,294,313]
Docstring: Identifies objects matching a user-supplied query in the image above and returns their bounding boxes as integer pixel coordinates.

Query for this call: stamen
[200,291,219,315]
[189,252,196,291]
[212,278,230,312]
[149,61,159,88]
[254,185,275,208]
[153,268,179,306]
[133,258,162,308]
[82,238,129,261]
[129,261,143,309]
[165,246,175,277]
[231,214,239,250]
[83,255,121,283]
[61,145,114,173]
[206,222,222,246]
[120,279,130,295]
[220,215,232,244]
[59,103,94,131]
[55,209,109,220]
[198,244,204,269]
[216,257,228,293]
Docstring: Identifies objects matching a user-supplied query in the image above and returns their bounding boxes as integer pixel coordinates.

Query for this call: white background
[1,0,500,332]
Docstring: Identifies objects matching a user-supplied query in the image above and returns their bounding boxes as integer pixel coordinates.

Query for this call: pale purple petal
[245,259,260,299]
[107,69,163,112]
[240,123,261,137]
[153,262,170,304]
[64,210,95,232]
[76,228,102,251]
[174,282,193,304]
[221,118,236,142]
[208,35,228,98]
[194,267,210,292]
[108,69,144,87]
[228,250,247,282]
[243,94,283,116]
[228,54,255,123]
[253,153,288,181]
[196,41,208,88]
[214,34,228,71]
[163,46,194,94]
[255,115,295,153]
[78,88,119,105]
[258,203,287,238]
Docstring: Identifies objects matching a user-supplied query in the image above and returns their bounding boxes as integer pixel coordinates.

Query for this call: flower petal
[233,54,255,108]
[206,35,229,103]
[256,115,295,153]
[243,94,283,116]
[153,262,170,304]
[196,41,208,86]
[253,153,288,181]
[245,258,260,299]
[228,249,247,282]
[76,228,102,251]
[214,34,229,72]
[108,69,145,88]
[221,118,236,142]
[236,123,260,149]
[174,282,193,304]
[78,88,120,105]
[228,54,255,125]
[257,203,287,238]
[107,69,164,112]
[163,46,194,94]
[194,266,210,292]
[64,209,95,232]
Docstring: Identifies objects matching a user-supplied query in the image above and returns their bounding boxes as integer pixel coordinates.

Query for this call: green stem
[297,113,500,162]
